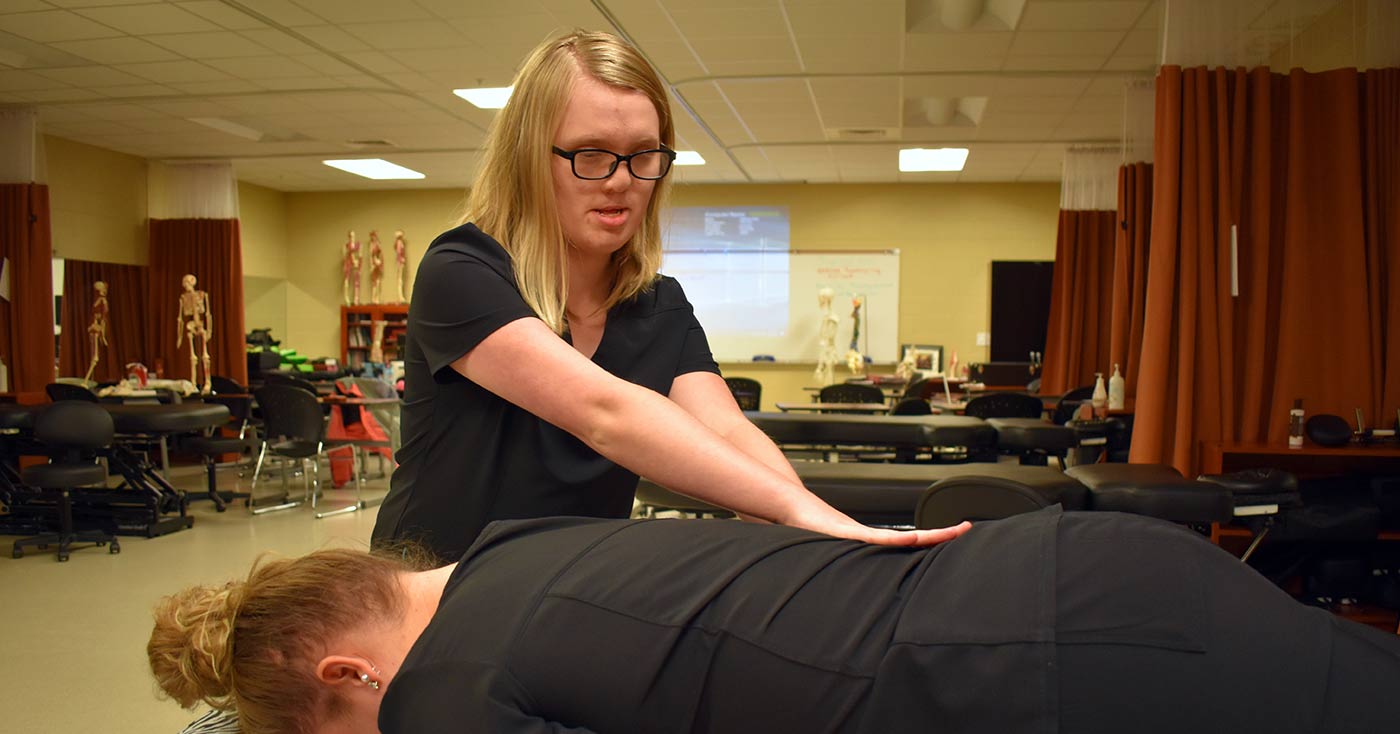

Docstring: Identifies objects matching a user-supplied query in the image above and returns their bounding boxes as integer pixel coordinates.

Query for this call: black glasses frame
[552,146,677,180]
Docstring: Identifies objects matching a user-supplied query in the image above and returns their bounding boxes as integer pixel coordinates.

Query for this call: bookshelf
[341,304,408,370]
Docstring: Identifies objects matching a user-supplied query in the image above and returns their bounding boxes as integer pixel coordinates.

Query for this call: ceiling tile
[288,0,432,24]
[236,28,319,55]
[144,31,275,58]
[74,3,220,35]
[36,64,149,87]
[90,82,177,98]
[668,6,788,37]
[800,35,900,74]
[1102,54,1156,71]
[52,36,180,64]
[169,78,264,94]
[1018,1,1150,31]
[0,1,55,13]
[994,75,1092,96]
[0,10,122,43]
[415,0,548,19]
[294,24,373,52]
[1003,54,1108,71]
[1008,31,1125,57]
[256,75,339,91]
[903,32,1014,70]
[343,20,469,50]
[445,14,560,48]
[292,53,361,76]
[15,88,107,102]
[0,68,70,91]
[687,35,799,65]
[78,102,157,121]
[224,0,325,26]
[176,1,268,31]
[783,0,903,36]
[113,59,232,84]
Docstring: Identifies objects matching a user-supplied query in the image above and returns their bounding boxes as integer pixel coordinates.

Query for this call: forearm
[581,384,840,527]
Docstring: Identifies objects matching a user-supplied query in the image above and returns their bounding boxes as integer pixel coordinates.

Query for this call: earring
[359,672,380,691]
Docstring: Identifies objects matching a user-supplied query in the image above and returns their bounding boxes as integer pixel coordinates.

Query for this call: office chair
[724,377,762,411]
[209,375,247,396]
[45,382,98,403]
[964,392,1075,466]
[818,383,885,405]
[13,401,120,561]
[184,391,257,512]
[248,384,351,515]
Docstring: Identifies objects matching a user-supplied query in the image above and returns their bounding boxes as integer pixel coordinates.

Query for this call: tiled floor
[0,461,389,734]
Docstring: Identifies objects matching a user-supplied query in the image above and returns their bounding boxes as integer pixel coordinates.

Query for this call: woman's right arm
[452,316,968,547]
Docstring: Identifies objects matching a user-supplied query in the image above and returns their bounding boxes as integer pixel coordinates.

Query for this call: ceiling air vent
[825,128,896,141]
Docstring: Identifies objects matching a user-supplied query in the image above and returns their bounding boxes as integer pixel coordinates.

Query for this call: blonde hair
[463,30,674,335]
[147,548,429,734]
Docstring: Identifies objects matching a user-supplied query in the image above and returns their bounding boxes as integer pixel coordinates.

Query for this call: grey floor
[0,460,389,734]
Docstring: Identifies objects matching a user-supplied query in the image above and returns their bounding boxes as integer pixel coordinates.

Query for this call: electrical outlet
[975,332,990,346]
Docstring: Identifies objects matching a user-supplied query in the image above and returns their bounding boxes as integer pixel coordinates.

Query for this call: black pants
[1054,513,1400,733]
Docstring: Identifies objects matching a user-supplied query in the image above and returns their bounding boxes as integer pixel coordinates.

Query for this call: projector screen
[661,207,899,363]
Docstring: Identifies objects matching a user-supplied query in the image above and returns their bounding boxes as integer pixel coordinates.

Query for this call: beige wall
[1270,0,1371,71]
[678,183,1059,408]
[271,182,1059,407]
[45,135,147,265]
[281,188,466,359]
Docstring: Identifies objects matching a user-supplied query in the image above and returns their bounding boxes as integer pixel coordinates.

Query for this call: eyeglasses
[552,146,676,180]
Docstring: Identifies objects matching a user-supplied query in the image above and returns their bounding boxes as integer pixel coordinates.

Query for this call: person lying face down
[150,510,1400,734]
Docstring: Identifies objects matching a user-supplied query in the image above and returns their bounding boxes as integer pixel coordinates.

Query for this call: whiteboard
[662,250,900,363]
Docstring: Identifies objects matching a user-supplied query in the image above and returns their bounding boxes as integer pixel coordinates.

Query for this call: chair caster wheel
[110,543,121,554]
[58,554,70,562]
[216,505,227,513]
[12,548,22,559]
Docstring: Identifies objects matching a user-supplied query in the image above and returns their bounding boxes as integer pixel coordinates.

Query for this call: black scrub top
[371,223,720,562]
[378,512,1082,734]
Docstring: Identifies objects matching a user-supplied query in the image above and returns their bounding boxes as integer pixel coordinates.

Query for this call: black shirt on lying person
[371,223,720,561]
[379,510,1400,734]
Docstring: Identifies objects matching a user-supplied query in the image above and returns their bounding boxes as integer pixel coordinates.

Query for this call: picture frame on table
[900,344,942,373]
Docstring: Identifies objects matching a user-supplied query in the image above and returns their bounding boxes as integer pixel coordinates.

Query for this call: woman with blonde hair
[371,29,969,562]
[154,511,1400,734]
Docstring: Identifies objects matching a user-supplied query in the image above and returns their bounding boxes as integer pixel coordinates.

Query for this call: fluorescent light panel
[323,159,425,180]
[453,86,513,109]
[675,150,705,166]
[899,147,969,172]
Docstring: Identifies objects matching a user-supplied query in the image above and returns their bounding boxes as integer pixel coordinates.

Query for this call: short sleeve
[411,239,537,379]
[663,279,720,377]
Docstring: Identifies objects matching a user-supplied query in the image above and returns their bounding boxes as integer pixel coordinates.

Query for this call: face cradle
[551,73,661,265]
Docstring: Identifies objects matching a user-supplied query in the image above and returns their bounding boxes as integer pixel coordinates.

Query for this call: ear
[315,656,372,687]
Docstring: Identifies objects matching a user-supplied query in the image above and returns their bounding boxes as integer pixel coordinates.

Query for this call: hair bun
[147,582,244,710]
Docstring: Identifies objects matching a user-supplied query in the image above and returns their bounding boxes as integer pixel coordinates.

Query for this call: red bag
[326,381,394,487]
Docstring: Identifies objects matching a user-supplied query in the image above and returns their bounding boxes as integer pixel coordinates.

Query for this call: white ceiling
[0,0,1340,190]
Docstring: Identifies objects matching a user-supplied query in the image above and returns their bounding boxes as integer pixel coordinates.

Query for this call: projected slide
[661,207,790,339]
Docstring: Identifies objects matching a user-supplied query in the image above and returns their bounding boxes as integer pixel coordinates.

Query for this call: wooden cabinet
[341,304,408,370]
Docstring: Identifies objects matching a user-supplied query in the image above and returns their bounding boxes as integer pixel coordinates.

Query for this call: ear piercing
[359,664,382,690]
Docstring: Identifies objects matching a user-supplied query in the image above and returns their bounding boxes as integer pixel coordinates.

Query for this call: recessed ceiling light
[452,86,513,109]
[898,147,969,172]
[675,151,705,166]
[323,159,425,180]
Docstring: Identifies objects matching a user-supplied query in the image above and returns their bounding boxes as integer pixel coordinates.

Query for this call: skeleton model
[895,346,918,382]
[176,273,213,394]
[343,230,363,306]
[813,287,840,387]
[845,296,866,375]
[83,281,109,383]
[368,230,385,304]
[393,230,409,303]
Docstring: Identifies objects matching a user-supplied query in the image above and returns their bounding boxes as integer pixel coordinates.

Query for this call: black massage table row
[1,402,230,537]
[743,411,1089,461]
[636,459,1297,533]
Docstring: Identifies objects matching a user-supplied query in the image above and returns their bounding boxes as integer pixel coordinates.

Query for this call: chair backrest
[962,392,1044,419]
[724,377,762,411]
[34,401,114,451]
[263,372,319,396]
[253,384,325,443]
[1051,385,1096,425]
[347,377,397,399]
[890,398,932,415]
[210,375,247,395]
[901,378,940,401]
[45,382,98,403]
[819,383,885,405]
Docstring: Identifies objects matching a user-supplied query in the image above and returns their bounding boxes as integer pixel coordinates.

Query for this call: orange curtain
[0,183,55,395]
[1109,162,1153,401]
[1040,209,1116,395]
[59,260,149,382]
[147,218,248,386]
[1132,66,1400,475]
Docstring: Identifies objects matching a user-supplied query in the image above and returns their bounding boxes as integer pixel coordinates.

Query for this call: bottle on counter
[1091,372,1107,419]
[1107,363,1125,411]
[1289,399,1305,449]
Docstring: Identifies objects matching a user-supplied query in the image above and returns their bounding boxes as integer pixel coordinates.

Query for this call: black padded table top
[745,411,997,449]
[0,403,228,434]
[638,460,1085,527]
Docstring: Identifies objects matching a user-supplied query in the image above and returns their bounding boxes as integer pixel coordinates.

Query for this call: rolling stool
[14,402,120,562]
